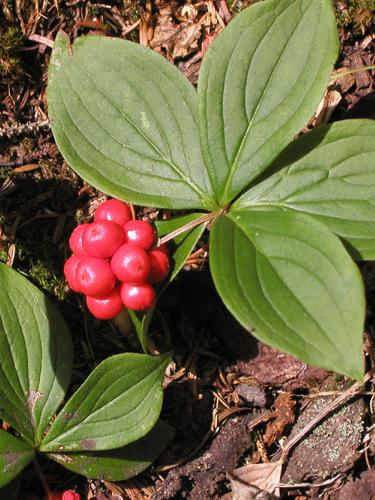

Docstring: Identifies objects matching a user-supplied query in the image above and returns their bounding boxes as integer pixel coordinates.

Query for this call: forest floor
[1,0,375,499]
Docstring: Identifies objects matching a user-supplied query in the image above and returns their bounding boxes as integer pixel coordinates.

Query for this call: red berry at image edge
[69,223,90,256]
[62,491,81,500]
[111,243,151,283]
[123,220,156,250]
[120,281,156,311]
[64,254,82,292]
[82,220,125,258]
[94,198,132,226]
[148,248,170,283]
[76,257,115,297]
[86,287,123,320]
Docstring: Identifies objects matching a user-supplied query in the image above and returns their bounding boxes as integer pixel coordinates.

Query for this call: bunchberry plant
[48,0,375,380]
[0,263,172,488]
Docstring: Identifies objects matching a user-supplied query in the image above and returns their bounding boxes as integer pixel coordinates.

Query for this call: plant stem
[157,211,220,246]
[332,64,375,80]
[33,456,53,499]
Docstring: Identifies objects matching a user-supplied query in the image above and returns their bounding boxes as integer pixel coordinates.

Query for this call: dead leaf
[263,392,296,447]
[313,89,342,126]
[229,460,283,497]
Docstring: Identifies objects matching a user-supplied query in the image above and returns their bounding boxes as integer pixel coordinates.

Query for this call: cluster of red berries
[64,199,170,319]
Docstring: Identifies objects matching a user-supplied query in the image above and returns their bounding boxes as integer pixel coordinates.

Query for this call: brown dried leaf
[313,89,342,126]
[263,393,296,447]
[229,460,283,497]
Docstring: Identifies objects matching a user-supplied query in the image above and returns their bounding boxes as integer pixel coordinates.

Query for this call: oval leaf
[0,430,34,488]
[0,264,73,445]
[235,119,375,260]
[48,32,216,210]
[40,353,170,452]
[198,0,338,205]
[210,208,364,380]
[47,419,173,481]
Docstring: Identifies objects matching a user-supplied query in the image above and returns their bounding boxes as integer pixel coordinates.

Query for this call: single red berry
[94,198,132,226]
[76,257,115,297]
[86,288,123,320]
[148,249,170,283]
[157,242,170,255]
[123,220,156,250]
[120,282,156,311]
[62,491,81,500]
[64,254,82,292]
[111,243,151,283]
[82,220,125,258]
[69,224,90,256]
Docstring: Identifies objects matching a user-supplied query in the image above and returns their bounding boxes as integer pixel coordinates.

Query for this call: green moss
[335,0,374,35]
[0,25,23,83]
[28,261,66,301]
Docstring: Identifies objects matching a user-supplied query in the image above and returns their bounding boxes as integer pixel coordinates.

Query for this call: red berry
[82,220,125,258]
[148,249,170,283]
[62,491,81,500]
[111,243,151,283]
[157,242,170,255]
[94,199,132,226]
[120,282,156,311]
[64,254,82,292]
[76,257,115,297]
[86,288,123,320]
[123,220,156,250]
[69,224,90,256]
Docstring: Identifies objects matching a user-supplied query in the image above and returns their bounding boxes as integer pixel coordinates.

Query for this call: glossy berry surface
[111,243,151,283]
[123,220,156,250]
[120,281,156,311]
[64,254,82,292]
[86,288,123,319]
[148,249,170,283]
[94,199,132,226]
[82,220,125,258]
[76,257,115,297]
[69,223,90,256]
[62,492,81,500]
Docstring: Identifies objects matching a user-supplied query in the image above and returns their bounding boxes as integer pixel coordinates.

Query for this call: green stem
[332,64,375,80]
[157,211,220,246]
[33,456,52,499]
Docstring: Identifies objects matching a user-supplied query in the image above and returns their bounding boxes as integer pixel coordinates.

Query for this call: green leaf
[48,32,216,210]
[156,213,207,285]
[0,430,34,488]
[128,307,155,354]
[210,207,364,380]
[47,419,174,481]
[198,0,338,205]
[40,353,170,452]
[235,119,375,260]
[0,264,73,445]
[129,213,207,352]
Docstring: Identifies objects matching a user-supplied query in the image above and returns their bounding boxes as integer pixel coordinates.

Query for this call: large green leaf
[40,353,170,452]
[48,32,216,210]
[0,264,73,445]
[129,213,207,352]
[210,208,364,380]
[0,430,34,488]
[198,0,338,205]
[235,119,375,260]
[47,419,173,481]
